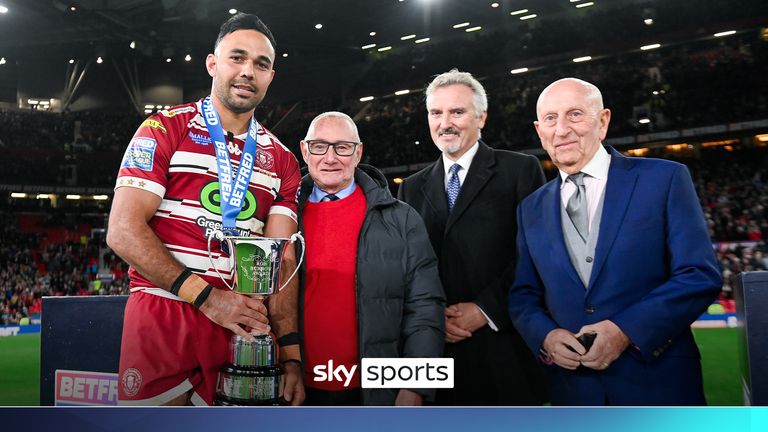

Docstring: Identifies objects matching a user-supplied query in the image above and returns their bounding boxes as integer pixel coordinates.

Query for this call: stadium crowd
[0,212,129,325]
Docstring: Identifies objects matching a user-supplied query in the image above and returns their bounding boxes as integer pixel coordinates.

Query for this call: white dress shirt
[559,145,612,234]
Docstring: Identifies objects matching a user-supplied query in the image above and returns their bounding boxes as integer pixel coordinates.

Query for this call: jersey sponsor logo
[140,118,167,133]
[160,106,196,118]
[256,148,275,170]
[200,181,258,221]
[227,141,242,156]
[121,368,143,398]
[121,137,157,171]
[188,131,211,145]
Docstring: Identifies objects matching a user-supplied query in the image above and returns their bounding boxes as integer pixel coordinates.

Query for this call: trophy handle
[277,232,305,292]
[207,230,236,291]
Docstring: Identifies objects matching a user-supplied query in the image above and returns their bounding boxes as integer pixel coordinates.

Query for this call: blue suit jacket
[509,147,722,405]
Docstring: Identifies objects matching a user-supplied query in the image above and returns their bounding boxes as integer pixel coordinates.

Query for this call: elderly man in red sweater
[296,111,445,405]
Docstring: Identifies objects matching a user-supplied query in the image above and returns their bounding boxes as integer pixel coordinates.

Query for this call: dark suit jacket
[398,141,548,405]
[509,147,722,405]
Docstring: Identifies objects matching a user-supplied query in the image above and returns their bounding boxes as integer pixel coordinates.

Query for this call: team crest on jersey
[121,368,142,397]
[188,131,211,145]
[121,137,157,171]
[140,119,167,133]
[256,148,274,170]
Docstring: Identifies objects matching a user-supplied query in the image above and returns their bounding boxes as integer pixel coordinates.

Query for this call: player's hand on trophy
[280,360,306,405]
[199,288,270,340]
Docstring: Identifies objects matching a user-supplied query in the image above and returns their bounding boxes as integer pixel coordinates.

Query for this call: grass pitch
[0,333,40,405]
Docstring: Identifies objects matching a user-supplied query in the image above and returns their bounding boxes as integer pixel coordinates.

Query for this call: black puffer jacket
[298,164,446,405]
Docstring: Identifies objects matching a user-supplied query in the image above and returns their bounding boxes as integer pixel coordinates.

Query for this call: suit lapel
[420,157,449,223]
[541,178,585,288]
[445,142,494,233]
[586,148,638,291]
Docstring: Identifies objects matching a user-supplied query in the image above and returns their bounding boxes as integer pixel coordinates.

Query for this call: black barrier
[40,295,128,406]
[734,271,768,405]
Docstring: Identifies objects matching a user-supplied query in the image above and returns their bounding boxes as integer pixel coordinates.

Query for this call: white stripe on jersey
[168,151,283,198]
[155,198,266,235]
[269,205,298,223]
[115,176,166,198]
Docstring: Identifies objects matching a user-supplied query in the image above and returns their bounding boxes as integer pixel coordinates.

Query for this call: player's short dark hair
[215,13,277,52]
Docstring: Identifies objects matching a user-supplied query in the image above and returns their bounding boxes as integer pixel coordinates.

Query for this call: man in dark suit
[508,77,721,405]
[398,69,548,405]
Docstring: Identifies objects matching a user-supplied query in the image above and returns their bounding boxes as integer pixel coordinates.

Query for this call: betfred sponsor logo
[55,370,119,406]
[0,327,20,336]
[361,358,453,389]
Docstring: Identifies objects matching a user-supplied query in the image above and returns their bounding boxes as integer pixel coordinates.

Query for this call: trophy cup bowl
[207,232,304,406]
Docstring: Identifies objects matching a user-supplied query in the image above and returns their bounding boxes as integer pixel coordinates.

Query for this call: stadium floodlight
[66,195,82,200]
[510,9,528,16]
[93,195,109,200]
[511,68,529,74]
[453,22,470,28]
[415,38,430,44]
[393,178,404,184]
[96,56,103,64]
[166,58,172,63]
[282,53,288,58]
[576,2,595,8]
[36,194,50,199]
[156,105,163,109]
[377,46,392,52]
[644,18,654,25]
[491,3,499,8]
[0,57,6,65]
[0,5,8,14]
[401,34,416,40]
[573,56,592,62]
[315,23,323,29]
[638,118,651,124]
[465,26,482,32]
[10,193,27,198]
[395,89,410,96]
[369,31,376,36]
[129,41,136,49]
[144,104,154,109]
[520,14,537,20]
[362,44,376,49]
[359,96,374,102]
[144,109,153,113]
[714,30,736,37]
[68,59,75,64]
[229,8,237,15]
[185,54,191,61]
[641,43,661,51]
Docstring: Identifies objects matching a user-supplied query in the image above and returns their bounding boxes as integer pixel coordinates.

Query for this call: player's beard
[214,79,264,114]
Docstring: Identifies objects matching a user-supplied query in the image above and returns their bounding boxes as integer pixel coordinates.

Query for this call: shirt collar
[442,141,480,177]
[309,180,357,203]
[558,144,610,188]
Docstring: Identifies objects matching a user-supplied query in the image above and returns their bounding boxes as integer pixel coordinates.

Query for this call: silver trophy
[206,230,305,406]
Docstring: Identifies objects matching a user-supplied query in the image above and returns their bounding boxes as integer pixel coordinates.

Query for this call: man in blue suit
[508,78,722,405]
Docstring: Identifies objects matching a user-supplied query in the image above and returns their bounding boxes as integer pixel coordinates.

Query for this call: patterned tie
[321,194,339,202]
[566,173,588,242]
[446,164,462,211]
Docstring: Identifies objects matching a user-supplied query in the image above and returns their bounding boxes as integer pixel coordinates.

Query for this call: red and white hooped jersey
[115,99,300,298]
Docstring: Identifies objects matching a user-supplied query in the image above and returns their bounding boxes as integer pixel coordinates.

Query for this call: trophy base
[214,394,286,406]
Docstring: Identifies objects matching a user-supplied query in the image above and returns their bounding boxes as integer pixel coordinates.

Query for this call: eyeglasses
[538,109,595,127]
[305,140,360,156]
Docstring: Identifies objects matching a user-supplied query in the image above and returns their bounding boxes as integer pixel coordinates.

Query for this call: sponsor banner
[54,370,119,406]
[0,324,41,337]
[361,358,454,389]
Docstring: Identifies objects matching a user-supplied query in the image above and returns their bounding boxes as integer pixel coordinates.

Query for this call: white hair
[425,69,488,117]
[304,111,360,141]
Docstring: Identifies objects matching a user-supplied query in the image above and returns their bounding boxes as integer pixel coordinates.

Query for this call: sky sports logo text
[313,358,453,388]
